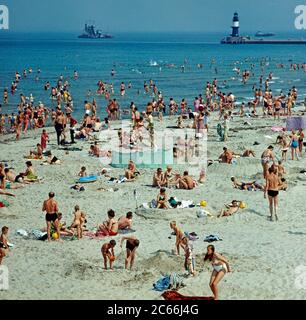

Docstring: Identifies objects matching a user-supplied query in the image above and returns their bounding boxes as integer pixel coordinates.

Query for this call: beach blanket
[204,234,223,243]
[162,291,214,301]
[286,117,306,131]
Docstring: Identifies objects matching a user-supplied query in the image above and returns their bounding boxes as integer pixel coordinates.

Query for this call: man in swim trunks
[118,212,133,231]
[264,167,280,221]
[179,171,195,190]
[42,192,61,241]
[101,240,116,270]
[120,236,140,270]
[219,147,233,164]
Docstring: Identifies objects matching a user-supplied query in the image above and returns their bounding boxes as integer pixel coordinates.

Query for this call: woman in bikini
[120,236,140,270]
[204,245,231,300]
[157,188,169,209]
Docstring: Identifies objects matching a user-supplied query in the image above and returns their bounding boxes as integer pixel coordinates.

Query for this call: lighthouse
[231,12,240,37]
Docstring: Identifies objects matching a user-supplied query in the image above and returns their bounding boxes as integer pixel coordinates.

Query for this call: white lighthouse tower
[231,12,240,37]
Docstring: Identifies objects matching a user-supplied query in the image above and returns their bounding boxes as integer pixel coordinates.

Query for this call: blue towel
[204,234,223,243]
[153,276,170,292]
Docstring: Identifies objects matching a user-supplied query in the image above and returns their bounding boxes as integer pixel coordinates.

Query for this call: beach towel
[32,229,47,241]
[204,234,223,243]
[162,291,214,301]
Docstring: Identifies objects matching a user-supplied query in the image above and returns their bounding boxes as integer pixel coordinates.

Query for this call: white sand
[1,113,306,300]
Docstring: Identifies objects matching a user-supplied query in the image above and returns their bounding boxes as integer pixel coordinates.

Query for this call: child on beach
[182,237,196,276]
[78,166,87,177]
[101,240,116,270]
[170,221,185,255]
[41,129,49,151]
[0,226,9,265]
[157,188,169,209]
[70,205,87,240]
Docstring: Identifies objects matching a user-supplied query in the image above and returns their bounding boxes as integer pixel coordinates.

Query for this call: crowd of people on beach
[1,57,306,300]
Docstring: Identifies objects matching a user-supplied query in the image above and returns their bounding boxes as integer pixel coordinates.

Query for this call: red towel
[162,291,214,301]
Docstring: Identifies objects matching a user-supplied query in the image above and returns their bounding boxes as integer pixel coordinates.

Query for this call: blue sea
[1,31,306,120]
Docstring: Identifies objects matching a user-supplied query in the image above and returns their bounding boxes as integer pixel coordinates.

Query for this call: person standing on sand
[264,167,280,221]
[101,240,116,271]
[120,236,140,270]
[261,146,275,179]
[42,192,61,241]
[170,221,185,255]
[204,245,230,300]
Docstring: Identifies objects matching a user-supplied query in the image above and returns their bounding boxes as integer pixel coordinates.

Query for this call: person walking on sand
[204,245,231,300]
[42,192,61,241]
[264,167,280,221]
[290,131,300,161]
[261,146,275,179]
[120,236,140,270]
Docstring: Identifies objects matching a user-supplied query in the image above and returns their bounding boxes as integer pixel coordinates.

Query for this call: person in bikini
[204,245,231,300]
[120,236,140,270]
[264,167,280,221]
[98,209,118,236]
[42,192,61,241]
[118,212,133,231]
[101,240,116,270]
[261,146,275,179]
[157,188,169,209]
[170,221,185,255]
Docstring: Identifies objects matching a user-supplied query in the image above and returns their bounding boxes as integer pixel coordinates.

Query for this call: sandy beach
[1,109,306,300]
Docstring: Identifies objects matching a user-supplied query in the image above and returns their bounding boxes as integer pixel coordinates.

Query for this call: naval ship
[221,13,306,44]
[78,23,113,39]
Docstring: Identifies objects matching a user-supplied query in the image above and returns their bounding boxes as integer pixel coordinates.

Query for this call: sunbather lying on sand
[101,240,116,270]
[2,170,24,189]
[89,143,111,157]
[45,153,60,165]
[218,200,242,217]
[231,177,264,191]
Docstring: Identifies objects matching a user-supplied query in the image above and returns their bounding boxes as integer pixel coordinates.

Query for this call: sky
[1,0,305,33]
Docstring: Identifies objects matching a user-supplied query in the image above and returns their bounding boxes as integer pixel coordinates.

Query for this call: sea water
[1,31,306,120]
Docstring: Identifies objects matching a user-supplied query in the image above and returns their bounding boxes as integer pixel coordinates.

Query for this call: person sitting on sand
[177,115,184,129]
[231,177,263,191]
[163,166,177,187]
[2,169,24,190]
[42,213,74,237]
[27,143,43,160]
[78,166,87,177]
[157,188,169,209]
[0,174,16,197]
[178,171,195,190]
[118,212,133,231]
[153,168,166,188]
[120,236,140,270]
[46,153,60,165]
[125,160,140,181]
[218,200,242,217]
[170,221,185,255]
[101,240,116,270]
[204,245,231,300]
[219,147,233,164]
[98,209,118,236]
[0,226,9,265]
[70,205,86,240]
[198,169,206,184]
[182,236,196,277]
[21,161,38,182]
[89,144,111,158]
